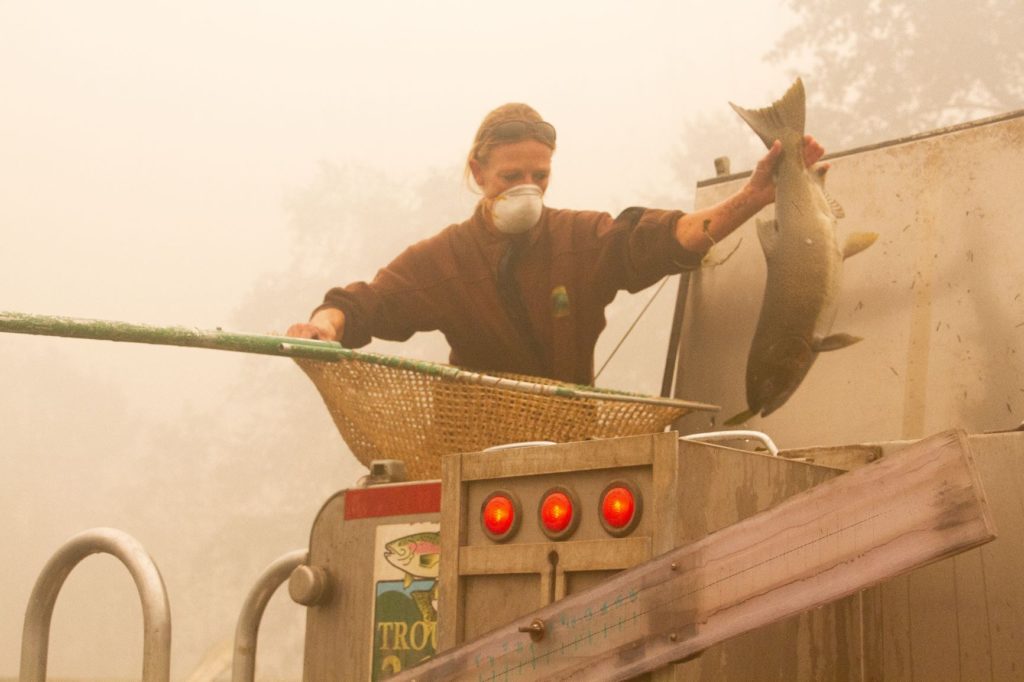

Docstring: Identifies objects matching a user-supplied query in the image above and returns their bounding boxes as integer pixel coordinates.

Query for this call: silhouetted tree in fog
[769,0,1024,146]
[671,0,1024,197]
[232,160,473,338]
[203,160,476,496]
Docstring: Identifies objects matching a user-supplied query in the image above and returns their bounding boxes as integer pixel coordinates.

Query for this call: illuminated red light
[538,487,580,540]
[482,491,521,542]
[541,492,573,532]
[601,487,635,529]
[599,481,642,536]
[483,496,514,535]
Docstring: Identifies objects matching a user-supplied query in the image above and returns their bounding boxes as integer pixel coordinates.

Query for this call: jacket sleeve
[312,237,447,348]
[590,207,704,297]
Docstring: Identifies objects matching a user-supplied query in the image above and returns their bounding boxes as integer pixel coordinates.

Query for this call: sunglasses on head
[484,120,557,146]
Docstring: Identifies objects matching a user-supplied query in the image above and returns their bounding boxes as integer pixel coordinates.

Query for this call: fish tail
[729,78,806,148]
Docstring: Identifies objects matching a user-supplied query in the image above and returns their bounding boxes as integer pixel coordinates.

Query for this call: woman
[286,103,824,385]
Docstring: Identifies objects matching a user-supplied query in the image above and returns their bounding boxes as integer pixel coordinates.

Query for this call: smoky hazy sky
[14,2,1021,679]
[0,3,807,676]
[1,1,796,330]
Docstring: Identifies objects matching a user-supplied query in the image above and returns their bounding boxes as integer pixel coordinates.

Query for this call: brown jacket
[316,203,700,385]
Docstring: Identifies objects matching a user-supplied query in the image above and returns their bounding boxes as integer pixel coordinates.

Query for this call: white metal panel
[674,112,1024,448]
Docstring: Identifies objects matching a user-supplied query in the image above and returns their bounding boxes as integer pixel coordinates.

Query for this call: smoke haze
[3,1,1019,678]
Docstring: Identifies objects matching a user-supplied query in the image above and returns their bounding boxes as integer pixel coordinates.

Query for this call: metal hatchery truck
[10,109,1024,681]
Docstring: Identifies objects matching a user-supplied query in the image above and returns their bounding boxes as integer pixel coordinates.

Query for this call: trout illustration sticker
[371,522,441,680]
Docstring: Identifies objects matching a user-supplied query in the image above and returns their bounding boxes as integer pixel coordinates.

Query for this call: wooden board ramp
[393,429,996,682]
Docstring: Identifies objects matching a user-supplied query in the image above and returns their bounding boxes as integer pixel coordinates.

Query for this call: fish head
[384,532,441,580]
[746,334,817,418]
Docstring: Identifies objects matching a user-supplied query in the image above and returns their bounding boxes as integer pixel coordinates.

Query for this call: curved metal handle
[20,527,171,682]
[680,430,780,457]
[232,549,308,682]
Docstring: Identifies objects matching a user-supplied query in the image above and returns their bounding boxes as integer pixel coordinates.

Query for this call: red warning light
[599,481,642,536]
[541,492,572,531]
[539,488,580,540]
[602,487,635,528]
[482,491,520,542]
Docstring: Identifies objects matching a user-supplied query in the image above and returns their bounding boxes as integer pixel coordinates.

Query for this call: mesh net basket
[296,355,717,480]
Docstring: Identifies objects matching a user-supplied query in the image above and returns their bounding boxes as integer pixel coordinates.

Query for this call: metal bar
[232,549,307,682]
[19,527,171,682]
[660,273,691,398]
[696,108,1024,189]
[0,310,331,358]
[681,430,780,456]
[0,311,718,412]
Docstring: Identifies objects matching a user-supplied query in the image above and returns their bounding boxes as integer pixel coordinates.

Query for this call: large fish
[727,78,877,424]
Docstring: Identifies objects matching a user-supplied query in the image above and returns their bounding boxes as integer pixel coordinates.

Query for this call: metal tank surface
[673,111,1024,445]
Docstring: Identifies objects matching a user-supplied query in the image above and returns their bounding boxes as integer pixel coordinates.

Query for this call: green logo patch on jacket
[551,285,570,318]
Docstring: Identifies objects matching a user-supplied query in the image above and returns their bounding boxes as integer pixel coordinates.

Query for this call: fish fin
[814,333,862,352]
[403,572,413,589]
[410,590,437,622]
[729,78,806,148]
[724,408,757,426]
[828,196,846,219]
[809,166,845,218]
[822,186,845,219]
[843,232,879,259]
[756,218,780,256]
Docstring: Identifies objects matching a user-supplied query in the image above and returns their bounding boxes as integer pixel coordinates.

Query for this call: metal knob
[518,618,546,642]
[288,565,332,606]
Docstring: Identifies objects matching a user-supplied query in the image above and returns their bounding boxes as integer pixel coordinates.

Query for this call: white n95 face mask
[490,184,544,234]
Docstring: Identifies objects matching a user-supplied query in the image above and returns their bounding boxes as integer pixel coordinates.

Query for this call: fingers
[803,134,826,167]
[285,323,311,338]
[751,140,782,177]
[286,322,327,340]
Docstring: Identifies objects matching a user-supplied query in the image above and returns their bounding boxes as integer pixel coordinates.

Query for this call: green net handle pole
[0,311,719,412]
[0,310,337,358]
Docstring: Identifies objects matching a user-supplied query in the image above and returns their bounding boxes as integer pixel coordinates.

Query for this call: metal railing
[232,549,308,682]
[681,430,781,456]
[19,527,171,682]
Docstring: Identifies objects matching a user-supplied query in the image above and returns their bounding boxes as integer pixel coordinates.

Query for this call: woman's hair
[464,103,556,189]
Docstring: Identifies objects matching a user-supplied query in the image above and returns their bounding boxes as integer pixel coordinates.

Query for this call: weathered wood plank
[395,429,995,682]
[437,453,465,651]
[459,435,657,481]
[778,444,882,471]
[458,538,652,575]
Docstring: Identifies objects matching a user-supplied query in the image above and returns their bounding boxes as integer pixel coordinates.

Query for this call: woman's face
[470,139,553,199]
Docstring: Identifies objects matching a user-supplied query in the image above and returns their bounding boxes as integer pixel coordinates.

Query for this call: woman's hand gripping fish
[726,78,878,425]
